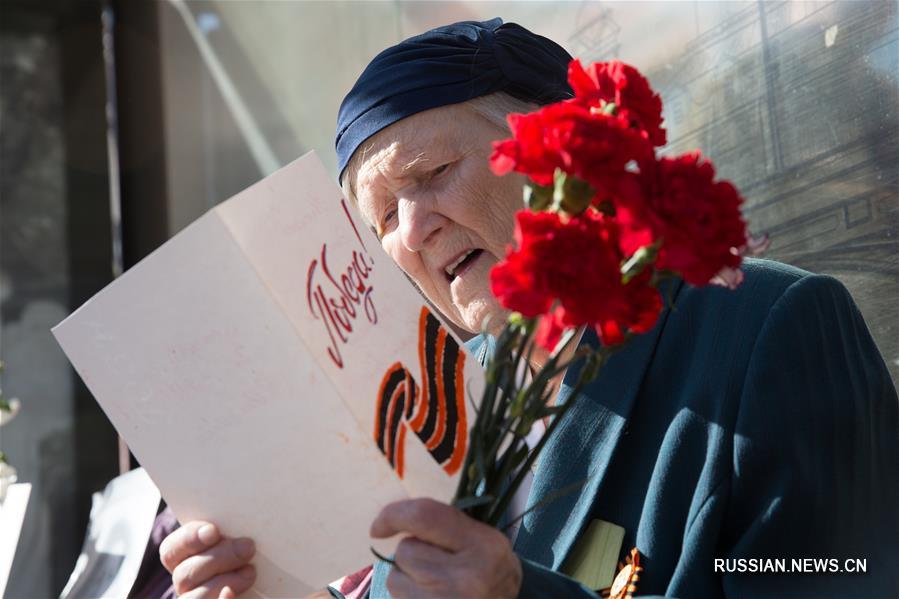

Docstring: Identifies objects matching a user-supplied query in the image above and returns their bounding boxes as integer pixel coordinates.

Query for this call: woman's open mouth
[444,249,485,282]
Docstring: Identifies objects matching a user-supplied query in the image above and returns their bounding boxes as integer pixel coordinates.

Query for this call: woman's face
[351,103,526,334]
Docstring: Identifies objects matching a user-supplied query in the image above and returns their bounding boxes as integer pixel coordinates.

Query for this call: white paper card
[52,151,484,597]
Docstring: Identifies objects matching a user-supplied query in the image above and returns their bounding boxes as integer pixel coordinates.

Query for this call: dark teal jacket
[370,259,899,598]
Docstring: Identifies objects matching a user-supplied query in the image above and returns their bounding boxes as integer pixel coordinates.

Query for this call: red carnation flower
[489,102,653,200]
[490,210,662,348]
[568,59,667,147]
[490,110,564,187]
[632,152,749,286]
[534,305,567,351]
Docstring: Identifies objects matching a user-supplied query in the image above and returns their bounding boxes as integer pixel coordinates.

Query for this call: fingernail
[239,565,256,580]
[234,537,256,559]
[198,524,218,546]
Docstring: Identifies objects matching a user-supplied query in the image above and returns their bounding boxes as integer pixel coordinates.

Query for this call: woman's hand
[159,521,256,598]
[371,498,523,598]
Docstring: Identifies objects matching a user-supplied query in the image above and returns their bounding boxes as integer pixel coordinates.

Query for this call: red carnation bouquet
[450,60,768,526]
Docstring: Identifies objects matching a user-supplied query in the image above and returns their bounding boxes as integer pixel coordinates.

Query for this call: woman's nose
[397,195,444,253]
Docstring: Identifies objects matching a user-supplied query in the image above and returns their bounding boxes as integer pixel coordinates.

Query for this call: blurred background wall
[1,1,896,595]
[1,1,118,596]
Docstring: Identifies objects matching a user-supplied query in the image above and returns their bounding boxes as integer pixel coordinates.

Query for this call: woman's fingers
[385,566,431,599]
[158,520,258,597]
[177,566,256,599]
[393,537,453,585]
[371,498,470,552]
[160,521,221,573]
[171,537,256,596]
[370,499,523,598]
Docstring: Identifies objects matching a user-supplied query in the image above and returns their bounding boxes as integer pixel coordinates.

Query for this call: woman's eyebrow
[401,152,431,173]
[398,138,456,175]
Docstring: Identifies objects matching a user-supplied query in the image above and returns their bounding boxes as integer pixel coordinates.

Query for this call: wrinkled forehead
[352,104,472,191]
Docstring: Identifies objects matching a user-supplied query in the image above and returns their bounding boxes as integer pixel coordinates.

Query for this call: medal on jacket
[601,547,642,599]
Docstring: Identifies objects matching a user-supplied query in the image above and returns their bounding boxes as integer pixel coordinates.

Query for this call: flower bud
[621,242,661,283]
[553,169,595,216]
[524,183,553,211]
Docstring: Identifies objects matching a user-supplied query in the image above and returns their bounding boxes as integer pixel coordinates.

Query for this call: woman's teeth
[445,249,480,279]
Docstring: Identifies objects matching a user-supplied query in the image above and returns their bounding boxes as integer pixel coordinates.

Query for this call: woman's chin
[457,299,509,337]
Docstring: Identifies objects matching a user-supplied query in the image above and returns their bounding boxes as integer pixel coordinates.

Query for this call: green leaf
[453,494,495,511]
[515,417,536,437]
[552,169,595,216]
[524,183,553,211]
[621,240,661,283]
[509,444,528,470]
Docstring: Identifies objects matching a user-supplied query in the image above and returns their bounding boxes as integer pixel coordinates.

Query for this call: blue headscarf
[335,18,573,180]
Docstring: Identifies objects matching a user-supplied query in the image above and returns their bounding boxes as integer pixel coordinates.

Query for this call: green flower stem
[455,322,530,511]
[488,349,563,501]
[453,319,611,527]
[484,352,603,526]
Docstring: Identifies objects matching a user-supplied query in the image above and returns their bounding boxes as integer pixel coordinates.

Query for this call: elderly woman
[158,19,898,599]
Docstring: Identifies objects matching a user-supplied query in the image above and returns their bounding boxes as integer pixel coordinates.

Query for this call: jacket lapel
[513,279,683,569]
